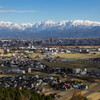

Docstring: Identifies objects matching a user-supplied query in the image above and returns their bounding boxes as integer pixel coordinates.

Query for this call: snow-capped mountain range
[0,20,100,38]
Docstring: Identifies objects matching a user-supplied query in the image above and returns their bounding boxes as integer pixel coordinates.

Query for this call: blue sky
[0,0,100,24]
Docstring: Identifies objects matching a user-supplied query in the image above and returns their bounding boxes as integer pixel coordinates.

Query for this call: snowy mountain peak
[0,20,100,29]
[58,20,69,25]
[72,20,100,26]
[43,20,56,24]
[0,20,100,38]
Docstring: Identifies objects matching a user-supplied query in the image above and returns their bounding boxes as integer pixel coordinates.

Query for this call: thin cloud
[0,10,39,12]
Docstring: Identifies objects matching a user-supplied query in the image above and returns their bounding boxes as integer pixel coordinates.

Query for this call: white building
[73,68,87,75]
[12,68,25,74]
[44,52,57,55]
[98,48,100,52]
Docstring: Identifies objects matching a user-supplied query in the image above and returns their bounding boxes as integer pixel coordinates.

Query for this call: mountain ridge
[0,20,100,38]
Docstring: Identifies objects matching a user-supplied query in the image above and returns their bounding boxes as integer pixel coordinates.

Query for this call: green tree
[46,95,53,100]
[41,94,45,100]
[15,88,21,100]
[22,88,31,99]
[30,94,39,100]
[4,89,11,100]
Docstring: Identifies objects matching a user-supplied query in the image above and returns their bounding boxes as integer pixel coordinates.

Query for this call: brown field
[30,52,100,59]
[47,45,100,48]
[29,71,59,77]
[87,92,100,100]
[0,49,4,53]
[53,52,100,59]
[0,53,13,57]
[0,75,8,77]
[43,81,100,100]
[29,53,45,58]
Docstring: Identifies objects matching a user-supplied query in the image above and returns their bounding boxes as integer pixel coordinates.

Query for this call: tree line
[0,87,53,100]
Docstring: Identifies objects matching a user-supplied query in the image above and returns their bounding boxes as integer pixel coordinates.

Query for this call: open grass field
[47,46,100,48]
[41,59,100,68]
[0,75,8,77]
[53,52,100,59]
[57,82,100,100]
[0,53,13,57]
[87,92,100,100]
[89,83,98,88]
[30,52,100,59]
[29,52,100,69]
[29,71,59,77]
[57,51,100,59]
[29,53,45,58]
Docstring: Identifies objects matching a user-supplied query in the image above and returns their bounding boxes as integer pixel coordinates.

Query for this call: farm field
[41,59,100,68]
[0,75,8,77]
[30,52,100,59]
[48,46,100,48]
[28,71,60,78]
[87,92,100,100]
[44,82,100,100]
[38,71,100,100]
[53,52,100,59]
[29,53,45,58]
[0,53,13,57]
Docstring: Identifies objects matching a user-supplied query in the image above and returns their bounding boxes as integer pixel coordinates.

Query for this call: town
[0,38,100,100]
